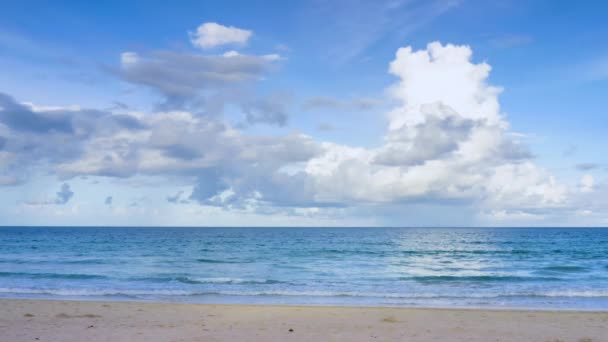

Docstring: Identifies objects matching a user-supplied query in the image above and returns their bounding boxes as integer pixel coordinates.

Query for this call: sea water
[1,227,607,309]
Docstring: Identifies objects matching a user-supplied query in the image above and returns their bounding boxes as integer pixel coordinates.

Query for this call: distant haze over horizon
[0,1,606,227]
[2,226,607,229]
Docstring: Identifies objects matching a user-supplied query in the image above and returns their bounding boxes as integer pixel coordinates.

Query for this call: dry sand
[1,299,607,341]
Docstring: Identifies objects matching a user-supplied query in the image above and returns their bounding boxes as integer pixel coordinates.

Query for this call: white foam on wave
[539,290,608,298]
[0,287,194,297]
[2,287,608,299]
[180,277,280,284]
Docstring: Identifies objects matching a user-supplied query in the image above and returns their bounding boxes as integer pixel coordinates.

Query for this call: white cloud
[1,41,591,225]
[580,174,594,193]
[301,42,565,214]
[190,22,252,49]
[387,42,502,129]
[114,49,281,110]
[576,209,593,216]
[262,54,282,61]
[222,50,240,58]
[479,209,545,222]
[120,52,139,66]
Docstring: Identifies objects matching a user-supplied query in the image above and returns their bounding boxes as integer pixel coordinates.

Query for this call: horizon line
[2,225,607,229]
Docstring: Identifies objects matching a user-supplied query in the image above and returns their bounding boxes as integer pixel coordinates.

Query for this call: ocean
[1,227,607,309]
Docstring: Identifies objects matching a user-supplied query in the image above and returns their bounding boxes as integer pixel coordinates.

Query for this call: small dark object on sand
[88,325,95,328]
[289,328,294,332]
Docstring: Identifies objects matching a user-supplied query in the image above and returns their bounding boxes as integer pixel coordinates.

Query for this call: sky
[0,0,607,227]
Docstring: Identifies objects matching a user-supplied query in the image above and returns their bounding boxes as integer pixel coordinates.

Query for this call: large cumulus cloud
[301,42,566,215]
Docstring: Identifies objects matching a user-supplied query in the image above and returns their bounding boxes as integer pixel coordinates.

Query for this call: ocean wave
[176,277,285,285]
[534,290,608,298]
[407,275,562,282]
[0,272,107,280]
[0,287,191,297]
[541,266,588,272]
[195,258,246,264]
[0,257,113,265]
[315,249,386,256]
[62,258,111,265]
[398,249,537,256]
[2,287,608,299]
[133,276,286,285]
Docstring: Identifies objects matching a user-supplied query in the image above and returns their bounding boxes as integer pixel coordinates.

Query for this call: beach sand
[1,299,606,341]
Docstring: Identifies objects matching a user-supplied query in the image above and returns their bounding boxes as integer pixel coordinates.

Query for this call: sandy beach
[0,299,606,341]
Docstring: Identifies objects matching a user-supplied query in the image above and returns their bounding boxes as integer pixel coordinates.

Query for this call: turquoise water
[1,227,607,309]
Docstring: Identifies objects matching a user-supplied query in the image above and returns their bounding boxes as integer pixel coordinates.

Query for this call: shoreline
[2,299,607,341]
[2,296,608,313]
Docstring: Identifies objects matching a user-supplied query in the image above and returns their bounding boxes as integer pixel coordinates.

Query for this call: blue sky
[0,0,606,226]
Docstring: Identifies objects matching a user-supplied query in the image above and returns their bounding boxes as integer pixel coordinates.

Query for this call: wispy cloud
[25,183,74,205]
[306,0,461,64]
[317,123,335,131]
[580,55,608,82]
[489,34,533,49]
[576,163,600,171]
[302,96,383,111]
